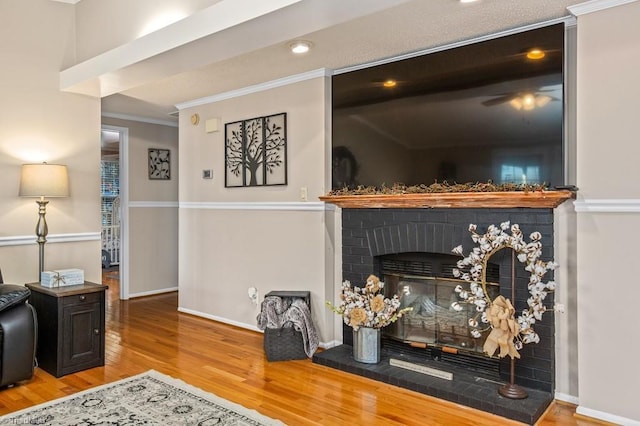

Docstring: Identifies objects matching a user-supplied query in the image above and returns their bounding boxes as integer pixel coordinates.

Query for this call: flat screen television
[331,23,565,190]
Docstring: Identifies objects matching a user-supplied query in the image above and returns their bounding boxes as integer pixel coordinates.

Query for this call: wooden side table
[25,282,108,378]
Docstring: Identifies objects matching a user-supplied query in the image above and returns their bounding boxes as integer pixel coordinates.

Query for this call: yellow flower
[349,307,367,327]
[366,274,381,293]
[370,294,385,313]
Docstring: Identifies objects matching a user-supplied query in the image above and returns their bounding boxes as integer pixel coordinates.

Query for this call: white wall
[0,0,102,285]
[74,0,220,62]
[177,76,336,341]
[573,1,640,423]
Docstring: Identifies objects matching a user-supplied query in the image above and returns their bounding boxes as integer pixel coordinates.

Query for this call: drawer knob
[94,328,100,335]
[80,295,86,301]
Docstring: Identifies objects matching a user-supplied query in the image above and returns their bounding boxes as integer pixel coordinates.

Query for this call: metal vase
[353,327,381,364]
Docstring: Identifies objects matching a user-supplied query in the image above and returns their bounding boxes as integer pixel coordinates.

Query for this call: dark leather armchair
[0,270,37,387]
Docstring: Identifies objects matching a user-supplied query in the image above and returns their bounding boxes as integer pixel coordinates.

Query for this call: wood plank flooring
[0,272,609,425]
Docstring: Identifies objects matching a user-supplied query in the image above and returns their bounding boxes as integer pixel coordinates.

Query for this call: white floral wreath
[451,222,558,359]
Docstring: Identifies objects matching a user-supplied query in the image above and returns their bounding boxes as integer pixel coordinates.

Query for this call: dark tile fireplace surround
[313,204,560,424]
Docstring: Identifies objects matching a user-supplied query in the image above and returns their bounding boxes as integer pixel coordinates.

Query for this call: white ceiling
[87,0,586,124]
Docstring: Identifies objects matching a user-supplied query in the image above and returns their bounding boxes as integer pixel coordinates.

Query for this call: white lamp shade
[19,163,69,197]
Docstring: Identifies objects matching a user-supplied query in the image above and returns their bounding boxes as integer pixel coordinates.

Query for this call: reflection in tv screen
[332,23,565,190]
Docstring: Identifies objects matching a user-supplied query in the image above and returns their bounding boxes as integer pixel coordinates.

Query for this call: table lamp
[19,163,69,276]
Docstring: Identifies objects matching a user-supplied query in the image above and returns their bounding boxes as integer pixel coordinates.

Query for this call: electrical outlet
[247,287,259,305]
[300,186,308,201]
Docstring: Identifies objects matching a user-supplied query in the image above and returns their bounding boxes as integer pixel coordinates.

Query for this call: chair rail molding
[129,201,179,208]
[0,232,101,247]
[573,199,640,213]
[179,201,327,211]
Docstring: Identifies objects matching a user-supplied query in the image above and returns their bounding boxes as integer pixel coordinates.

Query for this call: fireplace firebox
[381,253,500,359]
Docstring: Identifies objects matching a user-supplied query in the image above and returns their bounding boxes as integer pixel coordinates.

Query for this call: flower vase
[353,327,381,364]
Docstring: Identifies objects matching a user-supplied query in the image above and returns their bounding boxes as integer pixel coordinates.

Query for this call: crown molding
[175,68,331,110]
[568,0,638,16]
[101,112,178,128]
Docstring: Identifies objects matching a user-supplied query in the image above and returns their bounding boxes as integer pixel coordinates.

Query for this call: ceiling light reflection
[509,93,552,111]
[526,48,546,60]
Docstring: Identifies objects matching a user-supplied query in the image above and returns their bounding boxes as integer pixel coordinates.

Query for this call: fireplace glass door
[384,274,499,355]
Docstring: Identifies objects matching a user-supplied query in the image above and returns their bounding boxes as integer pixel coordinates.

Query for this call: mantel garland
[451,221,558,359]
[327,181,548,196]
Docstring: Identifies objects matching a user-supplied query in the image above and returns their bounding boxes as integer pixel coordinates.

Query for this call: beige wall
[177,77,335,340]
[102,117,179,296]
[107,119,179,203]
[553,202,579,400]
[0,0,102,285]
[178,77,328,201]
[574,1,640,422]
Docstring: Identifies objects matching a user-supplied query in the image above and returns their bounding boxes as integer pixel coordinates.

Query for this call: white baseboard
[321,340,342,349]
[576,405,640,426]
[129,287,178,299]
[177,307,261,332]
[177,306,337,349]
[554,392,579,405]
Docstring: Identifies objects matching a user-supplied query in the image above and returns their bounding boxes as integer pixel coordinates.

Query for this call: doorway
[101,125,129,299]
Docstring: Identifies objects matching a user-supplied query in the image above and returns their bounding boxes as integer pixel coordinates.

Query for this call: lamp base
[35,198,49,277]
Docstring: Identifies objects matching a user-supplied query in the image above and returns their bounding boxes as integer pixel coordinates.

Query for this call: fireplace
[313,196,572,424]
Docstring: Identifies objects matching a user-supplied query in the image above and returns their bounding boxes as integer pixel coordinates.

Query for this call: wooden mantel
[319,190,575,209]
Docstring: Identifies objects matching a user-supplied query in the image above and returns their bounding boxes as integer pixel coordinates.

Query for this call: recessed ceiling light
[383,79,397,88]
[526,48,546,60]
[290,40,313,54]
[460,0,479,3]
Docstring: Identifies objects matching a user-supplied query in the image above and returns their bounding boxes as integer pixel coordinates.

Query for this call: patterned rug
[0,370,284,425]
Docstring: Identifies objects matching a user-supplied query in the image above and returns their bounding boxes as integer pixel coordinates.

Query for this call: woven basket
[264,324,307,362]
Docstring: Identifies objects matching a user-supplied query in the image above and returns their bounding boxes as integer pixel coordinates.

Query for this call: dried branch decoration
[327,181,548,196]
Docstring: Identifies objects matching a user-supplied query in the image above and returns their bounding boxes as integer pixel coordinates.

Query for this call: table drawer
[62,292,102,306]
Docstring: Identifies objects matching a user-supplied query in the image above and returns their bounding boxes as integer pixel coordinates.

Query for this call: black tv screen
[331,23,565,190]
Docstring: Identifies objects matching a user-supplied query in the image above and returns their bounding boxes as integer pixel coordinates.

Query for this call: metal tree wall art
[225,112,287,187]
[451,222,559,399]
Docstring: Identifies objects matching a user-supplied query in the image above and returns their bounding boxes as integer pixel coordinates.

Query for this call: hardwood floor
[0,271,608,425]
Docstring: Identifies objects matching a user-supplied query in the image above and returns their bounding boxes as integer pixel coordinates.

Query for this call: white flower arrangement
[326,275,413,331]
[451,221,558,358]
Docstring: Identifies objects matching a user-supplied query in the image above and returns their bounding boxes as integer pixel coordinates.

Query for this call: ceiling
[92,0,585,125]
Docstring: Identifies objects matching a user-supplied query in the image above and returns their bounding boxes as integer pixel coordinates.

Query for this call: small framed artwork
[225,112,287,187]
[148,148,171,180]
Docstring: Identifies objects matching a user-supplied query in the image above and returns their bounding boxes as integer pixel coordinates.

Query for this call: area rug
[0,370,285,425]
